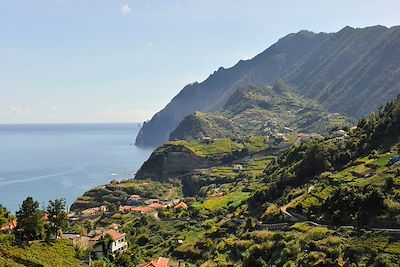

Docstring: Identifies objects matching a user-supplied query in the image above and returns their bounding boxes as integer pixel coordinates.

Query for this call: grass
[193,192,250,212]
[170,137,268,157]
[0,240,83,267]
[170,139,244,157]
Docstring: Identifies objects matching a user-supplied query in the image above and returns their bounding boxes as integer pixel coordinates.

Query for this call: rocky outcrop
[135,144,218,182]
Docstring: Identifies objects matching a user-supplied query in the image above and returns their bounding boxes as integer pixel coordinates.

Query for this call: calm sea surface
[0,123,153,213]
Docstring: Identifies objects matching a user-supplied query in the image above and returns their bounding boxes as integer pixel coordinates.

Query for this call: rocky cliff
[135,144,217,182]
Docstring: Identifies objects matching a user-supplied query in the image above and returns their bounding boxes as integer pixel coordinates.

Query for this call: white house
[93,229,128,259]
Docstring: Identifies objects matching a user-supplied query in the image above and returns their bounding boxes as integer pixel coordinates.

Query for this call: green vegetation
[192,192,250,212]
[170,138,246,157]
[72,179,181,211]
[0,240,83,267]
[170,83,351,141]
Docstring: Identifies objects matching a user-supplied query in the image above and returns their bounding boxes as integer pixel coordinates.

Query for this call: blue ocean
[0,123,153,213]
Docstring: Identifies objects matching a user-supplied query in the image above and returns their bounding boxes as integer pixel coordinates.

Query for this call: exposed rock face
[135,144,217,182]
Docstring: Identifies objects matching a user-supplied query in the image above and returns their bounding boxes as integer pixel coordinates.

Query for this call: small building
[140,257,170,267]
[131,206,157,214]
[67,211,76,219]
[333,129,348,138]
[147,203,165,210]
[284,127,293,132]
[118,205,136,213]
[201,136,212,144]
[1,220,17,233]
[233,164,243,172]
[92,230,128,259]
[81,205,107,216]
[145,199,160,205]
[274,133,288,143]
[174,202,188,210]
[127,194,142,205]
[109,223,119,230]
[208,192,224,198]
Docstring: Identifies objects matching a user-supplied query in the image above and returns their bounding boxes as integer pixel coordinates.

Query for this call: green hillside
[170,82,350,141]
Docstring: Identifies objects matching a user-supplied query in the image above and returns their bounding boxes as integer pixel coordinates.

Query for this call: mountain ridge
[136,25,400,147]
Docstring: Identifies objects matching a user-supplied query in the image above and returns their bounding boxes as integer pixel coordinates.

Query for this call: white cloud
[147,42,154,47]
[50,106,59,111]
[120,4,131,14]
[204,55,211,60]
[0,106,33,115]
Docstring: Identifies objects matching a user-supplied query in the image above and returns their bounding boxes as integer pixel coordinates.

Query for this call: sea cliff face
[135,144,217,182]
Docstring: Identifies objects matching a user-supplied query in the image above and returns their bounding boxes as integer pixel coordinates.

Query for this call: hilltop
[170,82,350,141]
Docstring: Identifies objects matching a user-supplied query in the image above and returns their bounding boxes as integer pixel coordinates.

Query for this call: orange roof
[147,203,164,210]
[208,192,224,198]
[140,257,169,267]
[105,229,125,241]
[119,205,135,212]
[132,206,156,214]
[1,220,17,232]
[174,202,188,209]
[92,229,125,242]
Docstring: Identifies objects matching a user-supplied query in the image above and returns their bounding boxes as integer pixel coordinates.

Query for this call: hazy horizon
[1,0,400,124]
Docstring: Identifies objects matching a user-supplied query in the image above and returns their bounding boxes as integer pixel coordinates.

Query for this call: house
[233,164,243,172]
[296,133,322,143]
[1,220,17,233]
[127,194,142,205]
[131,206,157,214]
[118,205,136,213]
[201,137,212,144]
[208,192,224,198]
[174,202,188,210]
[140,257,170,267]
[274,133,288,143]
[145,199,160,205]
[109,223,119,230]
[67,211,76,219]
[92,230,128,259]
[81,205,107,216]
[147,203,165,210]
[333,129,348,138]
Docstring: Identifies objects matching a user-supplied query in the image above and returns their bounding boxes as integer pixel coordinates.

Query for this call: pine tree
[16,197,44,241]
[47,198,68,239]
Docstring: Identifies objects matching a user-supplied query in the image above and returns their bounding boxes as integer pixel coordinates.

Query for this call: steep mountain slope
[170,82,350,141]
[136,25,400,147]
[284,25,400,118]
[317,26,400,117]
[136,31,329,146]
[284,25,388,99]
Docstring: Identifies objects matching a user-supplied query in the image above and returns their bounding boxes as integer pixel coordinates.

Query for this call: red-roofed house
[131,206,156,214]
[93,229,128,259]
[140,257,170,267]
[1,220,17,233]
[174,202,188,210]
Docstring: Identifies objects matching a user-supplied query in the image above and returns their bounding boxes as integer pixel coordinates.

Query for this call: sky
[0,0,399,124]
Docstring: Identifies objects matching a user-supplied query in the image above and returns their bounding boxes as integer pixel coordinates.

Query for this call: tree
[83,219,94,235]
[47,198,68,238]
[16,197,44,241]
